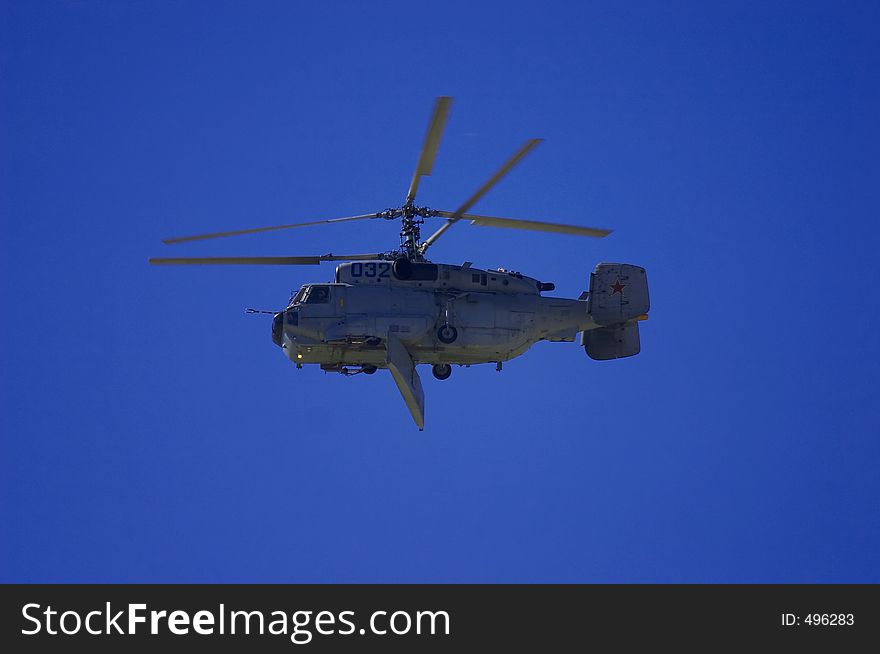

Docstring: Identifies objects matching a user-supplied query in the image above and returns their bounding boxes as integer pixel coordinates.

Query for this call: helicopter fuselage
[272,260,598,371]
[151,96,650,429]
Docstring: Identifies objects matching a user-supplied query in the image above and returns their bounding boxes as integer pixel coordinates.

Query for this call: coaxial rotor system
[149,97,611,267]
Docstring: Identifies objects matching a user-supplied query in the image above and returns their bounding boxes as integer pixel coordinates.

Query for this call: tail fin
[587,263,649,326]
[583,263,649,360]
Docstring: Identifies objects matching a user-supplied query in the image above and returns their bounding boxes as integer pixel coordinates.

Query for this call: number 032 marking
[350,262,390,278]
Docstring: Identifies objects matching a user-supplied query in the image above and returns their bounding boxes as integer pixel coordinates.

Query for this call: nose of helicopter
[271,312,283,347]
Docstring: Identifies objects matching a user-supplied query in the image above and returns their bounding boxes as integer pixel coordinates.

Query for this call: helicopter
[150,97,650,430]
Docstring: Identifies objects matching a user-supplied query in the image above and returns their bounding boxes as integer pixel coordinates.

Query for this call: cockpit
[289,286,307,306]
[276,284,335,348]
[289,284,331,307]
[304,285,330,303]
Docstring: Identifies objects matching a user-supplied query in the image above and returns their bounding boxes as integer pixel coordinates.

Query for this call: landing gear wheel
[432,364,452,380]
[365,336,381,346]
[437,324,458,344]
[362,365,377,375]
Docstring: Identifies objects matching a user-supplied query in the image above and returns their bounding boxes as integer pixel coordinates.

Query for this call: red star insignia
[610,279,626,295]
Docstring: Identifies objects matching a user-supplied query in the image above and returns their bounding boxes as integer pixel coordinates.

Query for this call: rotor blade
[451,139,543,218]
[406,96,453,203]
[419,138,543,253]
[150,257,322,265]
[149,253,383,266]
[435,211,612,238]
[162,213,380,245]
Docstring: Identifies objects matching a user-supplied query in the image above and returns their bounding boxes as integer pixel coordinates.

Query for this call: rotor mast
[400,200,421,261]
[399,201,437,261]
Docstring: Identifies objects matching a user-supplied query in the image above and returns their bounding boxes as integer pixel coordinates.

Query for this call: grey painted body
[272,260,649,428]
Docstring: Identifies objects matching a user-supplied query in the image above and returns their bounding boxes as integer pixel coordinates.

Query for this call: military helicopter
[150,97,650,429]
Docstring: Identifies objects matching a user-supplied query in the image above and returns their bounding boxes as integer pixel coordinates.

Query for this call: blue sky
[2,0,878,582]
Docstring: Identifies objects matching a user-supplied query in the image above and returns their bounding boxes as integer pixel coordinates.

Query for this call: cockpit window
[304,285,330,304]
[290,286,308,306]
